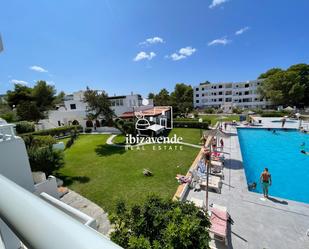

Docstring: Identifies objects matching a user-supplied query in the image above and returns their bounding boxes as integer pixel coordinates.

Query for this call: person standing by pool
[260,168,272,198]
[220,138,224,148]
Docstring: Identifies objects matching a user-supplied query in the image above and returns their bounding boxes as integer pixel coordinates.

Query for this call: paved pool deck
[185,125,309,249]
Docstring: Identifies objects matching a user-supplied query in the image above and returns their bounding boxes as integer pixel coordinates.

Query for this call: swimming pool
[237,128,309,204]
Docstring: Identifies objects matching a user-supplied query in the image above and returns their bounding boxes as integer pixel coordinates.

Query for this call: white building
[39,91,153,130]
[0,119,121,248]
[193,80,271,111]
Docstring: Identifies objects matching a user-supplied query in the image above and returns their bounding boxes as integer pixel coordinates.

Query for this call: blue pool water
[237,128,309,204]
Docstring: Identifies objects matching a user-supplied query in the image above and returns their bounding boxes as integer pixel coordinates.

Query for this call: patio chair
[209,204,229,246]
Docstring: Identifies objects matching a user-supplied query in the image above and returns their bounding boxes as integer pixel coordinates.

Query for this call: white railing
[0,124,16,141]
[0,175,122,249]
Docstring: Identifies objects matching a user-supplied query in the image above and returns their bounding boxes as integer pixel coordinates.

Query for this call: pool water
[237,128,309,204]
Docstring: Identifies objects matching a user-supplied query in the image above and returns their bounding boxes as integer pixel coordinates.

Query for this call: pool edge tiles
[236,127,309,204]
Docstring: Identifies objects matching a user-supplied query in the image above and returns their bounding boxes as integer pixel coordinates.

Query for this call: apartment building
[193,80,270,111]
[39,91,153,130]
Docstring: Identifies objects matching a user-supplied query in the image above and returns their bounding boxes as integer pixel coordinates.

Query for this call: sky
[0,0,309,97]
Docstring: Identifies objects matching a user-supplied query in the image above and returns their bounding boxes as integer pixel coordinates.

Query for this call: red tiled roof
[119,106,170,118]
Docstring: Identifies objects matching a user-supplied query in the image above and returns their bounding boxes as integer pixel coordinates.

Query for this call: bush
[109,195,211,249]
[85,127,92,133]
[232,107,242,114]
[173,121,208,129]
[23,135,56,149]
[260,112,285,117]
[28,145,64,176]
[0,111,17,123]
[22,125,82,137]
[65,137,74,149]
[15,121,35,134]
[203,108,215,114]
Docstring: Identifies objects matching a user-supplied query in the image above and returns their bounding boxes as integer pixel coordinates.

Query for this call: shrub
[203,108,215,114]
[232,107,242,114]
[0,111,17,123]
[86,120,93,127]
[28,145,64,176]
[23,135,56,149]
[260,112,285,117]
[22,125,82,137]
[65,137,74,149]
[15,121,35,134]
[109,195,211,249]
[85,127,92,133]
[173,121,208,129]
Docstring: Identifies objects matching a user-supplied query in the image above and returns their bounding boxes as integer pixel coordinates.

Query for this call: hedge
[173,121,209,129]
[15,121,35,134]
[22,125,83,137]
[260,112,285,117]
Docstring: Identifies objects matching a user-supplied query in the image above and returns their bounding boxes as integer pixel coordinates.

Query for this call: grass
[57,134,199,213]
[112,128,204,145]
[168,128,204,145]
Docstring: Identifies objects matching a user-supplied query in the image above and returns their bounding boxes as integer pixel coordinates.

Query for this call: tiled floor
[185,126,309,249]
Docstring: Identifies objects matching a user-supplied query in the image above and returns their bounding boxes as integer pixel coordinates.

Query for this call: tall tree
[32,80,56,113]
[258,63,309,106]
[83,87,114,121]
[153,88,171,106]
[170,83,193,114]
[6,81,57,121]
[258,68,283,79]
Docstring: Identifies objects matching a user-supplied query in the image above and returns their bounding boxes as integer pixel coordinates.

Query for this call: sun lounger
[200,175,222,193]
[209,205,229,246]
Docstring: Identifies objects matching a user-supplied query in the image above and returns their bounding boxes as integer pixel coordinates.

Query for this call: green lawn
[112,128,204,145]
[199,114,240,125]
[168,128,204,145]
[57,134,199,213]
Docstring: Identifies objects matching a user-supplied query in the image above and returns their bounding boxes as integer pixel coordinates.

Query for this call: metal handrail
[0,175,122,249]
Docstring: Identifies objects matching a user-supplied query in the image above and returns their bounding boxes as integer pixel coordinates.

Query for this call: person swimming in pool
[301,150,309,155]
[260,168,272,198]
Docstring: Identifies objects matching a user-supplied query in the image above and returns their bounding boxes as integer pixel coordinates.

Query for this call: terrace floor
[185,126,309,249]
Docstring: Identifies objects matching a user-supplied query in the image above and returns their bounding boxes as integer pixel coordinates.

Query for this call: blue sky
[1,0,309,96]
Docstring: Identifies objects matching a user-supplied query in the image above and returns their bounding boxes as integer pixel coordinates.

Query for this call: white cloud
[208,37,231,46]
[133,51,156,61]
[29,65,48,73]
[10,79,29,85]
[168,46,197,61]
[235,26,250,35]
[139,37,164,45]
[209,0,229,9]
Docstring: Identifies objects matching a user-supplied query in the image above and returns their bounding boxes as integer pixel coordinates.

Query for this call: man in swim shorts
[260,168,272,198]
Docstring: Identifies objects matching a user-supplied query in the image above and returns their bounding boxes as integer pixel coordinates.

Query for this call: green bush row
[260,112,286,117]
[174,118,211,124]
[15,121,35,134]
[173,121,209,129]
[22,125,83,137]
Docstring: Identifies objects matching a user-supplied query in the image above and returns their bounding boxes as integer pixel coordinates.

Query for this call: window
[70,104,76,110]
[245,84,250,88]
[196,100,199,103]
[245,91,249,95]
[196,88,199,91]
[218,98,223,102]
[58,121,61,126]
[119,99,124,106]
[219,92,223,95]
[202,93,205,97]
[225,91,232,95]
[202,88,204,91]
[196,94,199,97]
[219,85,222,88]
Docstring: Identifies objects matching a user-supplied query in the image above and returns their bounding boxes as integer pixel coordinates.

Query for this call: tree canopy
[6,81,57,121]
[109,195,211,249]
[258,63,309,106]
[83,87,114,121]
[150,83,193,114]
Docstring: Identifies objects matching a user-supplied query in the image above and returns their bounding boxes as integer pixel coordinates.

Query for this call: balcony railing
[0,175,122,249]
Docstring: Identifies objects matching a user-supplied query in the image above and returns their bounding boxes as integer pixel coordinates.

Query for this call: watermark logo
[125,103,182,150]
